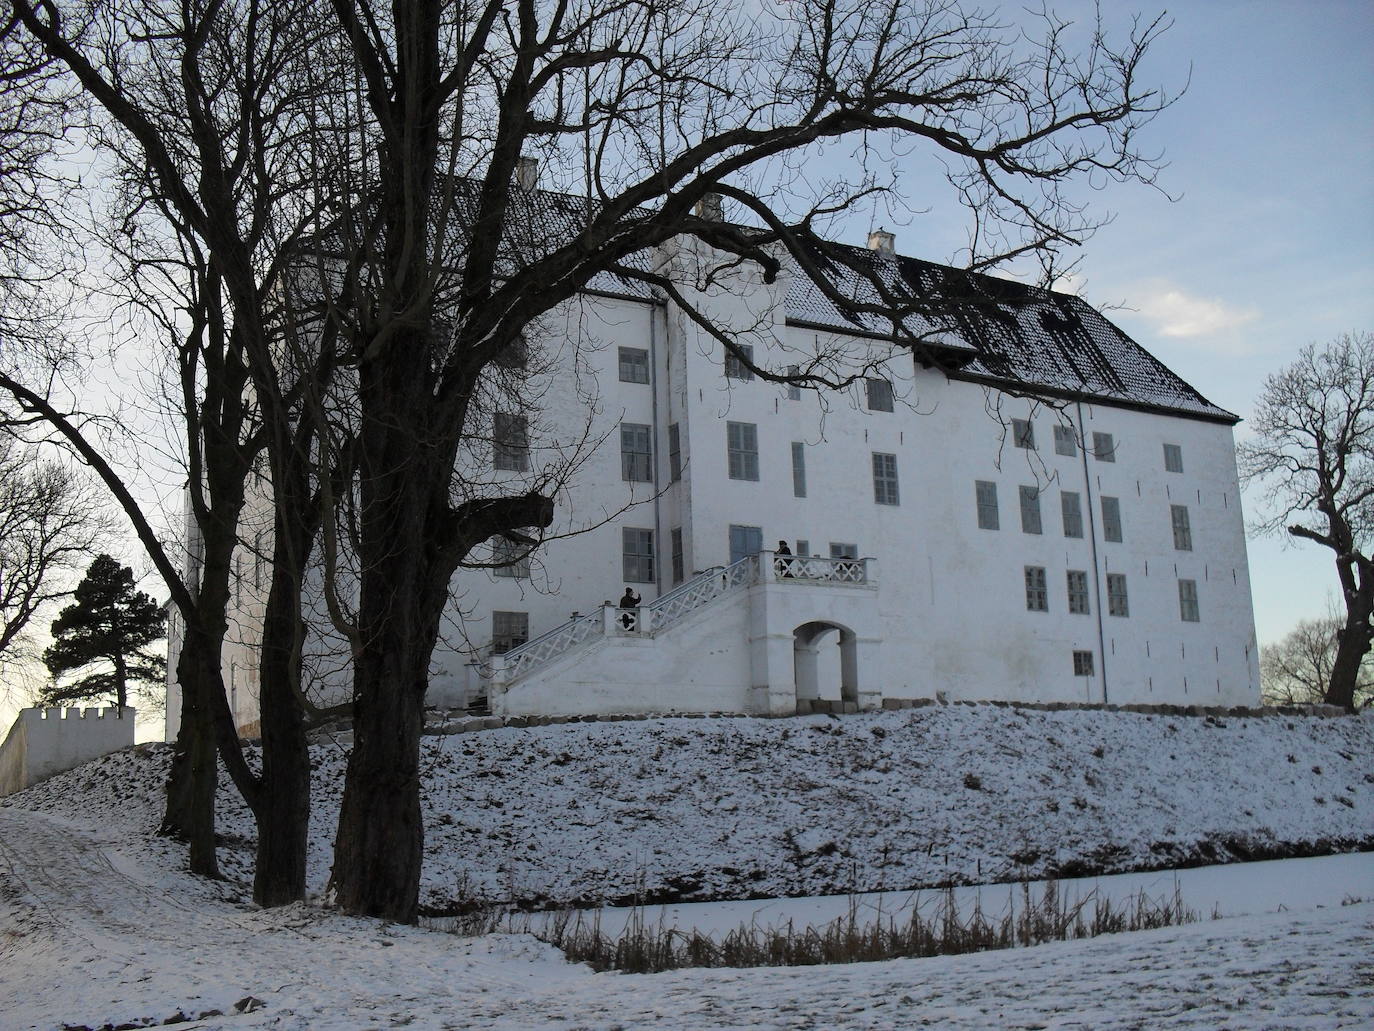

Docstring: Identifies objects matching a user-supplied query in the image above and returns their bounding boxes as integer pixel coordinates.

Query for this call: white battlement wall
[0,706,135,797]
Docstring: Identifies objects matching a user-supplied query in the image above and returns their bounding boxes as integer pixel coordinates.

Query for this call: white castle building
[169,206,1259,738]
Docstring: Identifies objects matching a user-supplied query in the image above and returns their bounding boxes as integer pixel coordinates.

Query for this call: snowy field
[8,706,1371,909]
[0,805,1370,1030]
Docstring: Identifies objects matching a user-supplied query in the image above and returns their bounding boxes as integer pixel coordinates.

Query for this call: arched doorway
[792,620,860,710]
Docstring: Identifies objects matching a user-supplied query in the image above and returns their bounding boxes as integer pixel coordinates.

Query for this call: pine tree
[41,554,166,712]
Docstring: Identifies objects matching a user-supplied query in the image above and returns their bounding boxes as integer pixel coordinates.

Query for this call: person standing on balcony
[619,587,641,629]
[776,540,795,578]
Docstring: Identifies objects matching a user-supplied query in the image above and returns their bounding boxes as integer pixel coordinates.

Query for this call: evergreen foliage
[41,554,165,711]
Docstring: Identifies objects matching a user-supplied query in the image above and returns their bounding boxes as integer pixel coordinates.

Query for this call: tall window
[1092,431,1116,462]
[975,480,999,530]
[729,525,763,565]
[1067,570,1090,614]
[671,527,684,584]
[791,442,807,498]
[1107,573,1129,617]
[1163,443,1184,473]
[1061,491,1083,538]
[492,537,530,578]
[1101,496,1123,543]
[1171,504,1193,551]
[866,378,894,412]
[1054,424,1077,457]
[1178,578,1200,622]
[620,423,652,482]
[618,346,650,384]
[786,364,802,401]
[1012,418,1036,450]
[727,421,759,480]
[491,611,529,654]
[872,452,899,505]
[668,423,682,482]
[1024,566,1048,612]
[1019,485,1043,534]
[493,412,528,471]
[622,527,654,583]
[724,343,754,381]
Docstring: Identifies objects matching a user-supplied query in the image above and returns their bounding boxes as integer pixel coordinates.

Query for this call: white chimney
[867,228,895,256]
[515,156,538,192]
[695,193,724,222]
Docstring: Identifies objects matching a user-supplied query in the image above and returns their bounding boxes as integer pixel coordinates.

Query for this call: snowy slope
[6,707,1371,911]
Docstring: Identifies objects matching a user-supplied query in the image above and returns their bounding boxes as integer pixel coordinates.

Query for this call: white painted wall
[0,707,135,796]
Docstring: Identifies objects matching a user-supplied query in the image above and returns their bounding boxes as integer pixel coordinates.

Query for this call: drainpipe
[1077,401,1109,703]
[649,299,665,598]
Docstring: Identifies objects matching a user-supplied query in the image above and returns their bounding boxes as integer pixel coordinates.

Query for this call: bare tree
[1240,332,1374,711]
[1261,615,1373,709]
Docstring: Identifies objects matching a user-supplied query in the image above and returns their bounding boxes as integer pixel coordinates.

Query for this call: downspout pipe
[1077,401,1110,704]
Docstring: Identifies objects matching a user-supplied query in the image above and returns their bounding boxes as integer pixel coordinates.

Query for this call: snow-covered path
[2,806,1370,1031]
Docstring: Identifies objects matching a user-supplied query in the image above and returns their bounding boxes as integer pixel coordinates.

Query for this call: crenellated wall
[0,707,135,797]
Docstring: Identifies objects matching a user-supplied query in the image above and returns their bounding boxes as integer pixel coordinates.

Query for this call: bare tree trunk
[161,639,220,878]
[1327,582,1373,710]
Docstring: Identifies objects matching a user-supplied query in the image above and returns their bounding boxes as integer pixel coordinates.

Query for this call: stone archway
[792,619,860,710]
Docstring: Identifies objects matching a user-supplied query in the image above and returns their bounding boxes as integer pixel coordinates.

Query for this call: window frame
[1024,565,1049,612]
[791,441,807,498]
[726,421,760,481]
[493,411,529,472]
[1073,650,1095,676]
[491,610,530,655]
[1067,569,1090,615]
[865,377,894,413]
[1053,424,1077,457]
[1101,496,1123,543]
[668,423,682,482]
[1019,485,1043,535]
[492,536,531,578]
[620,422,653,483]
[1092,431,1116,463]
[617,346,650,384]
[1170,504,1193,551]
[975,480,999,530]
[1012,418,1036,451]
[872,451,899,506]
[724,343,755,381]
[1106,572,1129,617]
[670,527,684,585]
[1061,491,1084,539]
[1178,578,1200,622]
[1163,443,1184,474]
[622,527,655,583]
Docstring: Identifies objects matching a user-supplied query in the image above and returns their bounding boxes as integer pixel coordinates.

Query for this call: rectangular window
[1054,424,1077,457]
[1024,566,1048,612]
[668,423,682,482]
[1019,485,1043,535]
[491,611,529,655]
[1163,443,1184,473]
[1067,570,1090,615]
[1073,650,1095,676]
[791,442,807,498]
[829,542,857,559]
[671,527,684,585]
[492,537,531,578]
[727,421,759,481]
[724,343,754,381]
[729,524,763,565]
[1061,491,1083,539]
[872,452,899,505]
[1107,572,1129,617]
[1092,431,1116,462]
[618,346,650,384]
[796,539,810,557]
[620,423,653,482]
[622,527,654,583]
[1101,496,1123,543]
[1178,578,1200,622]
[1171,504,1193,551]
[786,365,802,401]
[866,378,894,412]
[493,412,529,472]
[975,480,999,530]
[1013,418,1036,450]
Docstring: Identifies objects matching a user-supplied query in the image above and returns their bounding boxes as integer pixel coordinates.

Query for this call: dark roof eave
[946,369,1241,426]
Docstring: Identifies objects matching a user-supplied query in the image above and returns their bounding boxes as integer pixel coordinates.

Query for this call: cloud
[1133,283,1259,340]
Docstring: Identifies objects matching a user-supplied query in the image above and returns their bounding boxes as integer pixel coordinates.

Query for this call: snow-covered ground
[0,805,1370,1030]
[9,706,1371,909]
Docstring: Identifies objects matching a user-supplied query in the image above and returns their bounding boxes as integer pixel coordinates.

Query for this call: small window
[671,527,684,585]
[493,412,529,472]
[730,524,763,565]
[1067,570,1090,615]
[1092,431,1116,462]
[786,365,802,401]
[620,423,653,482]
[618,346,650,384]
[829,542,858,559]
[1024,566,1048,612]
[796,539,811,557]
[724,344,754,381]
[1054,425,1077,457]
[492,537,531,578]
[494,333,528,370]
[253,531,264,591]
[1171,504,1193,551]
[1163,443,1184,473]
[1073,650,1095,676]
[491,611,529,654]
[1106,572,1129,617]
[1178,578,1200,622]
[791,442,807,498]
[668,423,682,482]
[1061,491,1083,539]
[975,480,999,530]
[1019,485,1043,535]
[726,421,759,481]
[1101,496,1123,543]
[622,527,654,583]
[866,378,894,413]
[872,452,899,505]
[1012,418,1036,450]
